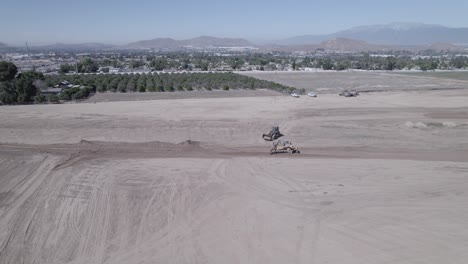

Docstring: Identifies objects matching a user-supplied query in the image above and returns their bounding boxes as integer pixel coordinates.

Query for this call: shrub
[34,94,47,104]
[48,94,60,103]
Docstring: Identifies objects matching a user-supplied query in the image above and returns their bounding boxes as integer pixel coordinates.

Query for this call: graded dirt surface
[393,71,468,81]
[85,89,283,103]
[1,85,468,263]
[241,71,468,93]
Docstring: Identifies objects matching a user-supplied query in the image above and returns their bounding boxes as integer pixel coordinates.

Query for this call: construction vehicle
[270,139,300,155]
[262,126,283,141]
[339,89,360,97]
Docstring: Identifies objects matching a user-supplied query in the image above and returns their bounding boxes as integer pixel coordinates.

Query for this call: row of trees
[2,63,295,105]
[54,52,468,73]
[295,55,468,71]
[44,72,294,94]
[58,54,252,73]
[56,52,468,74]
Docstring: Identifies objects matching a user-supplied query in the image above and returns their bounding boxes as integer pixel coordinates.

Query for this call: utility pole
[25,41,33,70]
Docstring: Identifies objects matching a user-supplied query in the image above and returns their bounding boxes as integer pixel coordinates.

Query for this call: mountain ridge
[28,42,116,51]
[127,36,254,49]
[261,37,463,53]
[278,22,468,45]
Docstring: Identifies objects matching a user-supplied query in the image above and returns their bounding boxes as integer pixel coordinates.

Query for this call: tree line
[296,54,468,71]
[0,61,91,104]
[1,61,296,105]
[44,72,294,94]
[58,52,468,74]
[0,61,49,104]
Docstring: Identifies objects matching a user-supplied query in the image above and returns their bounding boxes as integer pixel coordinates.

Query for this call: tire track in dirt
[209,157,322,263]
[77,159,225,264]
[0,154,64,264]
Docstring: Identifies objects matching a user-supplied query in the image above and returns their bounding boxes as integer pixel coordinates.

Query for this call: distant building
[109,67,120,73]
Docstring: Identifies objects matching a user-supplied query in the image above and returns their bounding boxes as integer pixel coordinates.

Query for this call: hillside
[279,22,468,45]
[127,36,254,49]
[30,42,116,51]
[261,38,403,53]
[428,42,462,51]
[319,38,383,52]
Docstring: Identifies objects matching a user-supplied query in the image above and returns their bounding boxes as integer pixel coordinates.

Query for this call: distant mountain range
[261,38,463,53]
[2,23,468,53]
[278,22,468,45]
[29,42,116,51]
[127,36,254,49]
[319,38,383,52]
[1,37,254,51]
[261,38,385,53]
[21,37,254,50]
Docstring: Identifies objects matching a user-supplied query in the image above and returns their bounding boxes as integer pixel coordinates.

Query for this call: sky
[1,0,468,45]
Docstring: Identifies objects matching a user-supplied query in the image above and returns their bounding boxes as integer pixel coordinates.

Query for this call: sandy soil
[1,87,468,263]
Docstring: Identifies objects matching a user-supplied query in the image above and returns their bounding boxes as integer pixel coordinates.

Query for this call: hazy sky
[1,0,467,45]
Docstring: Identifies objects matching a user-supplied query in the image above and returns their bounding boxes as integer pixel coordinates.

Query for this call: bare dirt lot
[85,89,282,103]
[1,76,468,263]
[241,71,468,93]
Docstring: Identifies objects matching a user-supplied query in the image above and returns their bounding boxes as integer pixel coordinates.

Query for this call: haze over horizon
[1,0,468,45]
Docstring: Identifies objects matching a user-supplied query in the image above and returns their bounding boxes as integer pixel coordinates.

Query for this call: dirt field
[241,71,468,93]
[1,81,468,263]
[393,71,468,81]
[85,89,282,103]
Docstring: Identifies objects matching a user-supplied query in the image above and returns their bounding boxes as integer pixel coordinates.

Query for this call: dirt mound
[178,139,197,145]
